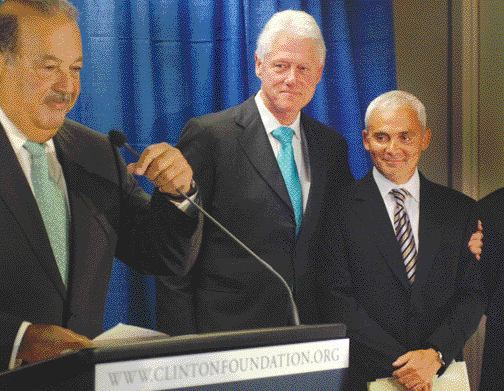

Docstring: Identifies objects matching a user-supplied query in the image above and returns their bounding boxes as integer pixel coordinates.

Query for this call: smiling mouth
[384,159,405,165]
[280,91,301,97]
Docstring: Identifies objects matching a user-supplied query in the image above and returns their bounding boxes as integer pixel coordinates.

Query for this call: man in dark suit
[0,0,199,370]
[478,188,504,390]
[156,10,353,334]
[318,90,485,390]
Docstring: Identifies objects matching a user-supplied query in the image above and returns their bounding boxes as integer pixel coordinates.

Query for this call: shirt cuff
[168,180,198,211]
[9,321,31,370]
[170,189,198,212]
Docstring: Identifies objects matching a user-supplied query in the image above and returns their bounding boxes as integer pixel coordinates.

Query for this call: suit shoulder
[62,118,109,145]
[478,188,504,221]
[59,119,116,172]
[423,178,476,210]
[479,188,504,208]
[187,102,244,129]
[301,113,346,145]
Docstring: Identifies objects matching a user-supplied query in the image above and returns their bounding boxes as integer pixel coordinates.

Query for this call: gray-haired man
[156,10,353,335]
[319,90,485,390]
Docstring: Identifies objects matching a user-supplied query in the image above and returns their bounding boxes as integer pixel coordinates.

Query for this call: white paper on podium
[93,323,169,348]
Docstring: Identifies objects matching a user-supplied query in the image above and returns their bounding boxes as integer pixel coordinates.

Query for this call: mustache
[44,93,72,105]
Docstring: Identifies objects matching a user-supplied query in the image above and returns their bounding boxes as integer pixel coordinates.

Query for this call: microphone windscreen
[108,129,127,147]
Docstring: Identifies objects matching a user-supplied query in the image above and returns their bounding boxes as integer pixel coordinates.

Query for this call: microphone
[108,129,301,326]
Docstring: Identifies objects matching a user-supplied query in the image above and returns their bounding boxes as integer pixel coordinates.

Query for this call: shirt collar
[0,106,56,154]
[255,91,301,140]
[373,166,420,203]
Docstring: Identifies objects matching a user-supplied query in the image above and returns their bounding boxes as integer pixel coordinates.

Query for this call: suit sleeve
[425,206,486,364]
[155,117,214,334]
[332,134,353,193]
[478,197,503,304]
[156,273,198,335]
[112,153,202,276]
[317,200,408,373]
[0,313,24,370]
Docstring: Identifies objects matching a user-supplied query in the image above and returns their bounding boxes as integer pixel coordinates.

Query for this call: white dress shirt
[1,106,197,369]
[0,107,69,203]
[255,92,311,211]
[373,167,421,250]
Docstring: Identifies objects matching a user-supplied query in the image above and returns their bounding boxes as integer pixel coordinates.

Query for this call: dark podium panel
[0,323,347,391]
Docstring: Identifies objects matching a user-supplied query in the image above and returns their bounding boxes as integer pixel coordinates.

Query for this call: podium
[0,324,348,391]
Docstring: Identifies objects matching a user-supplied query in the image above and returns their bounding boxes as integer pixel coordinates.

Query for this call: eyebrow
[37,55,83,63]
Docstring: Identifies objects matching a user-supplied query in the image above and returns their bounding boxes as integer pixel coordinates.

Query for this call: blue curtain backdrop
[68,0,397,331]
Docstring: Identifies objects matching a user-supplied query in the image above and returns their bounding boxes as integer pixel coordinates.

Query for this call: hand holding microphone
[109,130,193,196]
[109,130,301,326]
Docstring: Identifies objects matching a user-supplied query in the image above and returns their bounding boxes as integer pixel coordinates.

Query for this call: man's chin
[41,111,68,127]
[33,119,66,140]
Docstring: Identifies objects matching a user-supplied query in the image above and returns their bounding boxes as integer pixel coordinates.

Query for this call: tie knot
[24,141,47,157]
[391,188,409,203]
[272,126,294,146]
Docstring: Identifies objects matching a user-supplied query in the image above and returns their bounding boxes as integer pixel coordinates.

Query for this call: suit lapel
[53,124,103,302]
[411,175,442,292]
[295,115,327,241]
[236,97,292,214]
[0,124,66,298]
[353,174,411,290]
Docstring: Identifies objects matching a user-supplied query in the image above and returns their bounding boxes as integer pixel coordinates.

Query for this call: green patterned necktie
[24,141,69,286]
[272,126,303,235]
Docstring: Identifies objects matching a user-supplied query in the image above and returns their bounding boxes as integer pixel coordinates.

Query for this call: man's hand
[392,349,441,391]
[127,143,193,195]
[17,324,94,364]
[468,219,483,261]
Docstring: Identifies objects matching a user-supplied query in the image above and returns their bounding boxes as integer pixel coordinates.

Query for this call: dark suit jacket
[478,188,504,390]
[157,96,352,334]
[318,172,485,388]
[0,119,199,370]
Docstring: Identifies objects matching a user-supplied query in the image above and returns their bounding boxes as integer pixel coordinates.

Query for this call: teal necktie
[24,141,69,286]
[272,126,303,235]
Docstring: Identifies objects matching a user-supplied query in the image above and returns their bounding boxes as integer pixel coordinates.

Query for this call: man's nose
[385,138,399,153]
[284,67,298,84]
[53,69,74,93]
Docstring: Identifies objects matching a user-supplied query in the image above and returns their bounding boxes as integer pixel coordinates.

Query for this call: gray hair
[256,10,326,65]
[364,90,427,130]
[0,0,78,57]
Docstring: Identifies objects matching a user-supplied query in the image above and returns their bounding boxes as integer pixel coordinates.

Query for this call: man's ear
[314,64,324,85]
[254,53,263,78]
[0,52,12,78]
[362,129,370,151]
[0,54,6,76]
[421,127,432,151]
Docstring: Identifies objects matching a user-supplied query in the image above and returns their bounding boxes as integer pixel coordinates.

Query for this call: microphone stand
[109,130,300,326]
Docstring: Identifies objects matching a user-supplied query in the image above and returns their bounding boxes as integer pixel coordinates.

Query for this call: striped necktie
[24,141,70,286]
[272,126,303,235]
[391,188,417,284]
